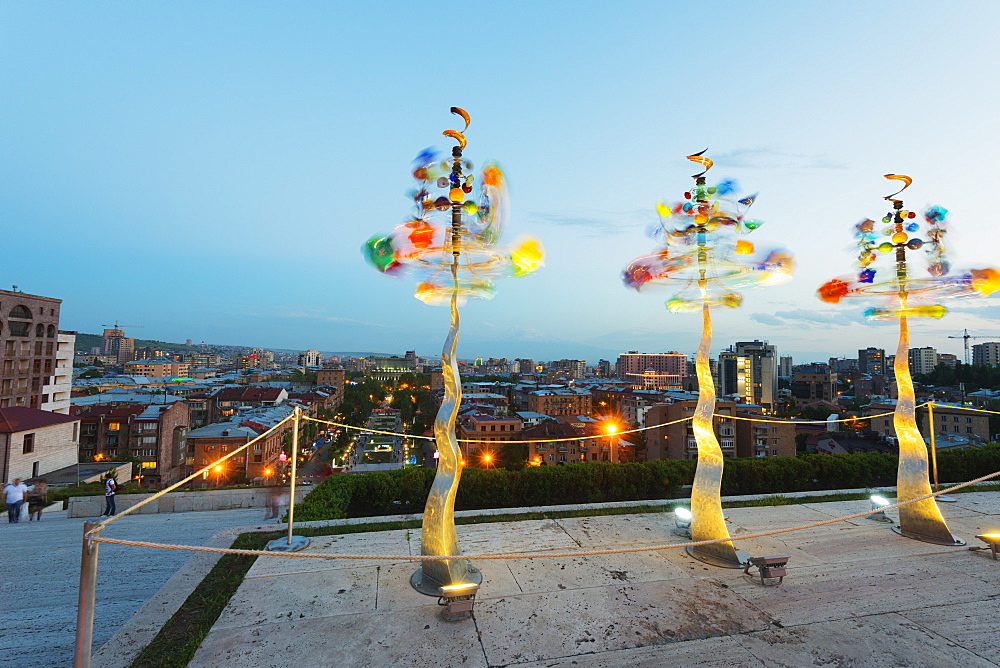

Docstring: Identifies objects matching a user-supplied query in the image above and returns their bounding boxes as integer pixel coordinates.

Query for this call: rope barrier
[305,414,695,444]
[931,402,1000,416]
[86,414,295,537]
[90,468,1000,562]
[303,415,436,441]
[303,401,1000,444]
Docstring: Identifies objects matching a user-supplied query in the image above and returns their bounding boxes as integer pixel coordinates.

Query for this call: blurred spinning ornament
[817,174,998,546]
[364,108,541,305]
[621,151,794,569]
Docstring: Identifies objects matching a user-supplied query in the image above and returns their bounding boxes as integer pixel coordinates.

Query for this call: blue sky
[3,2,999,363]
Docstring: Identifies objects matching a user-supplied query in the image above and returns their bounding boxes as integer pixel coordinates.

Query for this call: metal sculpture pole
[411,142,481,595]
[688,298,746,567]
[893,296,960,543]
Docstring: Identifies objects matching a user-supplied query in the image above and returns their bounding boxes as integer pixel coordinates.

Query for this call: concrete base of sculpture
[686,545,752,569]
[891,525,966,547]
[411,565,483,597]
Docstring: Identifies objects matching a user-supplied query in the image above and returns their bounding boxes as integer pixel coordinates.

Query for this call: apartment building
[526,387,592,416]
[858,347,886,375]
[123,358,191,378]
[40,331,75,414]
[972,342,1000,366]
[908,347,938,375]
[521,419,618,465]
[209,386,287,422]
[644,401,795,460]
[616,351,688,390]
[0,289,61,410]
[186,406,294,485]
[791,364,838,407]
[456,413,523,462]
[862,402,989,443]
[717,340,778,410]
[72,401,190,486]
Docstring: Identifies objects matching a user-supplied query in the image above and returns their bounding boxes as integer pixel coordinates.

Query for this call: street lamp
[481,452,493,469]
[604,421,619,462]
[214,464,223,489]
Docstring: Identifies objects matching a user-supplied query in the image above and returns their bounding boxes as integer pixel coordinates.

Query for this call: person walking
[103,474,118,516]
[3,478,29,523]
[27,479,48,521]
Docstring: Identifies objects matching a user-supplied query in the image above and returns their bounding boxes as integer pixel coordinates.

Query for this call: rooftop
[0,406,79,433]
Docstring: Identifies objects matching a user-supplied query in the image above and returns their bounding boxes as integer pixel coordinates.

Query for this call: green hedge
[294,445,1000,522]
[294,460,693,521]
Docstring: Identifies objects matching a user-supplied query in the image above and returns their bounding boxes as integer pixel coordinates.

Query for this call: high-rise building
[717,340,778,410]
[514,359,535,375]
[298,350,321,367]
[250,348,275,366]
[908,347,938,375]
[778,356,793,378]
[616,351,688,390]
[858,347,886,375]
[597,359,613,377]
[102,328,135,363]
[972,342,1000,366]
[1,289,62,410]
[548,359,587,378]
[40,331,76,414]
[790,364,838,407]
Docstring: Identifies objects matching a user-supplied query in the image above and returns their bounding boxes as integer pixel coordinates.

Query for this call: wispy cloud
[749,309,870,329]
[711,148,846,170]
[525,210,647,237]
[243,308,385,328]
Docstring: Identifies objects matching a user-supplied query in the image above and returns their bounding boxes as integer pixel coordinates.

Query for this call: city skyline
[3,3,999,363]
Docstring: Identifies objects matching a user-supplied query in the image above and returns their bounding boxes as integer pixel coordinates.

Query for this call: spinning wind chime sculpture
[622,151,794,567]
[364,107,543,594]
[819,174,999,545]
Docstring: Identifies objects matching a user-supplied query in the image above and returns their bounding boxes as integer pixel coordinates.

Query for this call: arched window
[9,305,32,319]
[35,323,45,337]
[47,324,55,338]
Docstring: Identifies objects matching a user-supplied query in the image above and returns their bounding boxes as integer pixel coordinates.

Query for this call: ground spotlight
[438,582,479,620]
[974,533,1000,560]
[743,555,790,585]
[867,494,894,523]
[673,507,692,538]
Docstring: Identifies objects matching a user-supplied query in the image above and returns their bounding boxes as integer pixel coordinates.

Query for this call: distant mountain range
[73,333,393,359]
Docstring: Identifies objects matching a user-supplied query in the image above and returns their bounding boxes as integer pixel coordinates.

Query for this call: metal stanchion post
[267,407,310,552]
[74,520,101,668]
[927,402,955,502]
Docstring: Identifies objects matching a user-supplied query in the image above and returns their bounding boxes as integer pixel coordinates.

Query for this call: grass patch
[130,484,999,665]
[129,531,275,667]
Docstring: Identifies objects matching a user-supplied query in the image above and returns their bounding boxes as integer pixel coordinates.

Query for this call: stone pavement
[0,505,275,668]
[187,494,1000,667]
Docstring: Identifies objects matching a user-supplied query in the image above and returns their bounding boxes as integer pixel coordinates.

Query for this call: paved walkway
[0,505,271,668]
[187,494,1000,667]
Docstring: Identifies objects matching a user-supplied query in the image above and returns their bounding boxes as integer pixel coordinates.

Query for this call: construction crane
[947,329,1000,364]
[101,320,144,334]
